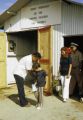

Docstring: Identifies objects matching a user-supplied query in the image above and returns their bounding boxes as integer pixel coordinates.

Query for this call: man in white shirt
[14,52,41,107]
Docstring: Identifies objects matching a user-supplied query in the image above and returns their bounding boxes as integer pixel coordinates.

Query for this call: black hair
[32,62,40,69]
[32,52,41,59]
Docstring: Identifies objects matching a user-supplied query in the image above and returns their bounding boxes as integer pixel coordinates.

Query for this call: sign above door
[21,1,61,29]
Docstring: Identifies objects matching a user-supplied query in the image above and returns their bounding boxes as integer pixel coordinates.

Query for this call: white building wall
[4,0,61,32]
[21,0,61,29]
[7,57,18,84]
[4,11,21,32]
[53,1,83,77]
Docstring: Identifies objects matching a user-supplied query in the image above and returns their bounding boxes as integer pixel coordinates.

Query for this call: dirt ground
[0,84,83,120]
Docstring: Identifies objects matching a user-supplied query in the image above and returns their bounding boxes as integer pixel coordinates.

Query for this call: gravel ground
[0,85,83,120]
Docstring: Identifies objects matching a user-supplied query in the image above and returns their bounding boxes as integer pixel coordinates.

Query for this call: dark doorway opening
[64,35,83,53]
[7,30,38,56]
[64,35,83,98]
[7,30,38,84]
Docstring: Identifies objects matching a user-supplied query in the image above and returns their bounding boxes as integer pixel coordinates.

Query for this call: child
[32,62,47,109]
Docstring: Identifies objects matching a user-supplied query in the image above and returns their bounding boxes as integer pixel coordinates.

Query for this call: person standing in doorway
[59,47,72,102]
[69,42,83,101]
[13,52,41,107]
[80,60,83,102]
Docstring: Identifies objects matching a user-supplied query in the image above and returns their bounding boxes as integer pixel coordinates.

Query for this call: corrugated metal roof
[0,0,82,27]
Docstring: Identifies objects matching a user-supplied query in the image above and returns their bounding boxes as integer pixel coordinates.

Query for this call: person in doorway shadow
[69,42,83,101]
[13,52,41,107]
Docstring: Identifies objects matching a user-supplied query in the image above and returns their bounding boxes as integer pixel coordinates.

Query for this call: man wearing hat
[69,42,83,101]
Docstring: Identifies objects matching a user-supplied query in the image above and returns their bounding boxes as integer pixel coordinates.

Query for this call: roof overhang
[0,0,31,28]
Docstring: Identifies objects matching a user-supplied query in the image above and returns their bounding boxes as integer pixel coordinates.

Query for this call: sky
[70,0,83,3]
[0,0,83,14]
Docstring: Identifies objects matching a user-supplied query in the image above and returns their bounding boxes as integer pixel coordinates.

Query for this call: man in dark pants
[80,60,83,102]
[13,52,41,107]
[69,42,83,101]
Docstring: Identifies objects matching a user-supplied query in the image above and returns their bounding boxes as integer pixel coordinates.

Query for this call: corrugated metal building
[0,0,83,92]
[53,1,83,75]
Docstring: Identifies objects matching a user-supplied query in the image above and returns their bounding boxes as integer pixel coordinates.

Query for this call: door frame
[38,26,53,94]
[0,32,7,88]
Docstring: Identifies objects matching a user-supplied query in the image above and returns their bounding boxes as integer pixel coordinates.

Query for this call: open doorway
[7,30,38,84]
[64,35,83,97]
[64,35,83,53]
[7,27,52,94]
[7,30,38,56]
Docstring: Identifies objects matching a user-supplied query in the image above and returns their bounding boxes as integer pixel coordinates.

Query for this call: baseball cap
[70,42,79,47]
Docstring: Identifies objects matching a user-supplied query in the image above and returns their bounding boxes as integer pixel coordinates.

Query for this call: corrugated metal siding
[62,1,83,35]
[53,25,63,76]
[53,1,83,76]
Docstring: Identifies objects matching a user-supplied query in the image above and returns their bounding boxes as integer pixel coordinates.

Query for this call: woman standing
[59,47,72,102]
